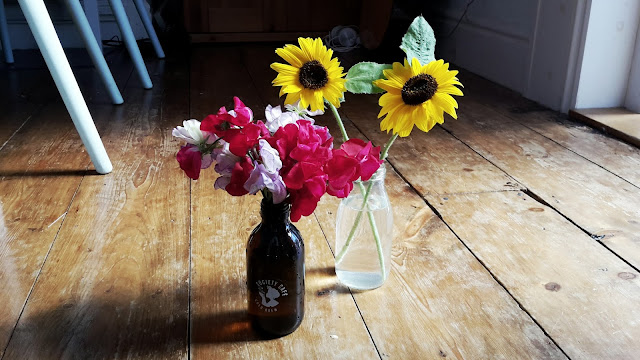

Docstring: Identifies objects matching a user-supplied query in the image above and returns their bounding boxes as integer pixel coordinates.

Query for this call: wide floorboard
[0,44,638,359]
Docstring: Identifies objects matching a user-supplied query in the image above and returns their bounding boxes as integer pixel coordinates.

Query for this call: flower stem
[381,134,399,160]
[325,100,350,142]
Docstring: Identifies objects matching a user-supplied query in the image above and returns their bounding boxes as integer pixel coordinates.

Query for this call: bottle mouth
[260,198,291,220]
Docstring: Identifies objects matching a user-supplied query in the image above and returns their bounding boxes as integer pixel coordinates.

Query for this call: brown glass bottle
[247,199,304,337]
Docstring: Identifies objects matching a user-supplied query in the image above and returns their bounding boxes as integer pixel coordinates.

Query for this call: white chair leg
[17,0,113,174]
[64,0,124,105]
[108,0,152,89]
[0,0,14,64]
[82,0,102,53]
[132,0,164,59]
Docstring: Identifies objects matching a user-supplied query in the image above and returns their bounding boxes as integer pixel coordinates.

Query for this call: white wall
[525,0,588,112]
[426,0,538,94]
[574,0,640,109]
[426,0,588,112]
[624,21,640,112]
[0,0,147,50]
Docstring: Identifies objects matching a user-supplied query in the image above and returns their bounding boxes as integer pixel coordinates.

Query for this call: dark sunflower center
[299,60,328,90]
[401,74,438,105]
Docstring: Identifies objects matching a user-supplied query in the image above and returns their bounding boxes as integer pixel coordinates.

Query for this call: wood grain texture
[433,191,640,359]
[0,50,134,358]
[460,70,640,188]
[2,57,190,359]
[0,103,90,358]
[0,103,42,150]
[312,127,564,359]
[569,108,640,158]
[441,100,640,270]
[189,46,378,359]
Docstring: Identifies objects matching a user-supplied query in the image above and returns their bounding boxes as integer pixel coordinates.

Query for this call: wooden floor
[1,44,639,359]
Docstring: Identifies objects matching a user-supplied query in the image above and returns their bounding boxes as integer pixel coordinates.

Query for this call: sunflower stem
[326,100,350,142]
[381,134,399,160]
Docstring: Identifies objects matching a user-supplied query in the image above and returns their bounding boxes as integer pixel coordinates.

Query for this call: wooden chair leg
[108,0,153,89]
[64,0,124,105]
[17,0,113,174]
[132,0,165,59]
[0,0,14,64]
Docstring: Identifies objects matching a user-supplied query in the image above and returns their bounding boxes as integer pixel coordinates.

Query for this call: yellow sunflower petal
[312,90,326,111]
[285,92,300,106]
[410,57,423,77]
[275,46,304,68]
[438,84,464,97]
[271,62,298,76]
[431,93,458,119]
[298,38,316,62]
[415,106,436,132]
[282,83,303,94]
[374,80,402,95]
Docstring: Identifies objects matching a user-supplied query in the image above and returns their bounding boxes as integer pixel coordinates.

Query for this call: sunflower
[373,58,463,137]
[271,38,347,112]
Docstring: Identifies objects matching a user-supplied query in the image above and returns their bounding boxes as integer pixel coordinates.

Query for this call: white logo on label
[255,279,288,312]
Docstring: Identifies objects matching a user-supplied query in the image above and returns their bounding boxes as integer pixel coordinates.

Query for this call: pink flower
[200,97,255,139]
[225,156,254,196]
[340,139,383,181]
[325,149,360,197]
[289,175,326,222]
[177,144,202,180]
[227,97,253,126]
[266,121,336,221]
[224,121,269,157]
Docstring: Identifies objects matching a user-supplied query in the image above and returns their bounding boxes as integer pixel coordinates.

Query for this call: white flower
[264,104,298,133]
[172,119,219,146]
[258,139,282,174]
[172,119,205,144]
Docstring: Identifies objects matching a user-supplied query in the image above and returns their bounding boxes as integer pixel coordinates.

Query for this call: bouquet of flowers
[172,97,382,222]
[172,15,463,288]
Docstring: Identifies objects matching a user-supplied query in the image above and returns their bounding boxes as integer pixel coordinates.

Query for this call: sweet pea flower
[244,163,287,204]
[258,139,282,174]
[201,97,254,138]
[177,144,203,180]
[213,141,240,190]
[173,119,211,145]
[264,104,299,133]
[225,157,254,196]
[227,96,254,125]
[340,138,383,181]
[213,142,240,176]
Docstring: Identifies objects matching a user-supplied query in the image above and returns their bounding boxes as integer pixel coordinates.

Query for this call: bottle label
[255,279,289,313]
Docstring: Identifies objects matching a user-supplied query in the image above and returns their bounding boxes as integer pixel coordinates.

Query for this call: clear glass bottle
[247,199,305,337]
[335,165,393,290]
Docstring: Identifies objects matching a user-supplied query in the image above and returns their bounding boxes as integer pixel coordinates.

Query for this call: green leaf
[345,62,392,94]
[400,15,436,66]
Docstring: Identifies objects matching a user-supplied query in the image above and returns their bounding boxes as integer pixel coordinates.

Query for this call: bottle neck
[260,198,291,224]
